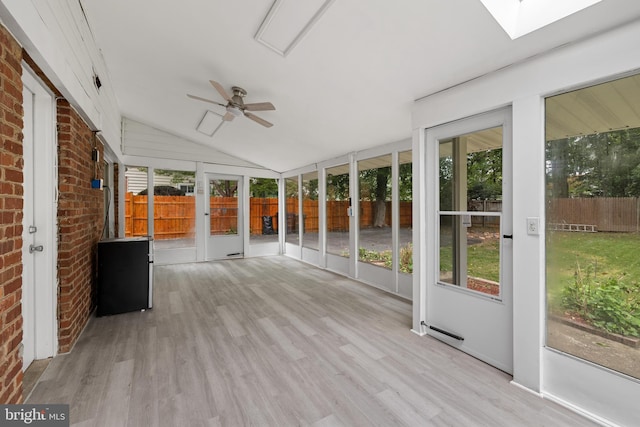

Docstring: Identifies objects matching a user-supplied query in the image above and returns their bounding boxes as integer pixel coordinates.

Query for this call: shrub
[561,262,640,337]
[358,247,392,269]
[343,244,412,273]
[399,242,413,273]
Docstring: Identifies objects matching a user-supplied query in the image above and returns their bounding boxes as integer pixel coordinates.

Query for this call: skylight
[480,0,602,39]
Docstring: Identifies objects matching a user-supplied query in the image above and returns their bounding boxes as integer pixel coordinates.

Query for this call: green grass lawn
[546,231,640,309]
[437,230,640,336]
[440,232,501,283]
[437,231,640,295]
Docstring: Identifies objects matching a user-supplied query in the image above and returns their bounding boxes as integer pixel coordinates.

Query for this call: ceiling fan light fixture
[227,105,243,117]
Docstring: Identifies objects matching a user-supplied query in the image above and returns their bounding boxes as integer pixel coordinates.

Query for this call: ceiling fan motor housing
[231,86,247,108]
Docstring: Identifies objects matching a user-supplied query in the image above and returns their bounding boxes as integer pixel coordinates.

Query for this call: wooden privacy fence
[125,194,197,239]
[210,197,240,235]
[547,197,640,232]
[125,194,640,237]
[468,199,502,228]
[125,193,414,238]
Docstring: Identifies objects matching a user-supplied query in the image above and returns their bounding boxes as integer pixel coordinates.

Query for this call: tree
[250,178,278,197]
[326,172,349,200]
[399,162,412,201]
[466,149,502,200]
[439,156,453,210]
[373,167,391,227]
[155,169,195,185]
[359,165,392,227]
[210,180,237,197]
[302,177,319,200]
[546,139,571,198]
[546,128,640,198]
[285,178,299,198]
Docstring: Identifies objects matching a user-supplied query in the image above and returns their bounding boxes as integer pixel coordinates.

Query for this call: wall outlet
[526,217,539,235]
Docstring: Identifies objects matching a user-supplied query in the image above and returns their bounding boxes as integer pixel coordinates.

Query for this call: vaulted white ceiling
[80,0,640,172]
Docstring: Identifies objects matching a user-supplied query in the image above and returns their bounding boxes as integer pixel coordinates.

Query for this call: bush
[358,247,392,269]
[138,185,185,196]
[399,243,413,274]
[354,244,413,273]
[562,262,640,337]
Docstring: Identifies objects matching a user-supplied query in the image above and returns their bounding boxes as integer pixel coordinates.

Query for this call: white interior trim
[21,63,58,362]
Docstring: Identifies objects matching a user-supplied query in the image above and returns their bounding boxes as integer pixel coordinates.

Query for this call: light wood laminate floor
[28,256,594,426]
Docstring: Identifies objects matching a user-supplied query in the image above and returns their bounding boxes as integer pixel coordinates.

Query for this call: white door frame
[205,173,244,260]
[424,107,513,374]
[21,64,58,368]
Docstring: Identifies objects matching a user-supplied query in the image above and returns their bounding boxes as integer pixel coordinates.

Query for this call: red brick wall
[0,24,24,404]
[57,100,104,353]
[0,21,106,403]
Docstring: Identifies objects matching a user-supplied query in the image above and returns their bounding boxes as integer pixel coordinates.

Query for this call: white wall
[123,118,267,168]
[0,0,122,160]
[412,19,640,427]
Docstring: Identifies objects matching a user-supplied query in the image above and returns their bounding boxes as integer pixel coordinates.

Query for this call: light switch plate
[526,217,540,235]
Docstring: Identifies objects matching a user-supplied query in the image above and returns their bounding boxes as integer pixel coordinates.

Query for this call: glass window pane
[249,178,278,243]
[439,214,455,284]
[358,155,392,269]
[438,127,503,298]
[210,179,238,236]
[439,214,501,296]
[439,141,454,211]
[124,166,148,237]
[399,151,413,274]
[302,172,319,250]
[326,165,350,257]
[285,177,299,245]
[545,73,640,380]
[153,169,196,249]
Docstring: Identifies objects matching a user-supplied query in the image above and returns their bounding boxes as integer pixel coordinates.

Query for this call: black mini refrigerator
[97,237,153,316]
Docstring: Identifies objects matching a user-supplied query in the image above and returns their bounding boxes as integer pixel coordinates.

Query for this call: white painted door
[425,108,513,373]
[206,175,243,260]
[21,67,57,370]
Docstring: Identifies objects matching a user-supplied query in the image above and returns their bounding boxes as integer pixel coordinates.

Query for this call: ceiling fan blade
[244,102,275,112]
[187,94,226,107]
[210,80,232,101]
[222,111,235,122]
[245,112,273,128]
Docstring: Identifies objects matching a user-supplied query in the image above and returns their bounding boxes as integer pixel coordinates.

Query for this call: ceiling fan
[188,80,275,128]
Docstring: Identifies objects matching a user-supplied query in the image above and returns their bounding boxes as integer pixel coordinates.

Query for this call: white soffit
[439,127,503,157]
[546,73,640,141]
[480,0,602,39]
[255,0,336,57]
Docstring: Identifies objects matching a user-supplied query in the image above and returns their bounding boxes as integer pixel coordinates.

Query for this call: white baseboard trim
[543,391,619,427]
[509,380,542,397]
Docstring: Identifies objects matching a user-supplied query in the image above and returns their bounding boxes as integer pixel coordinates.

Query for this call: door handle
[29,244,44,253]
[204,213,209,216]
[503,234,513,239]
